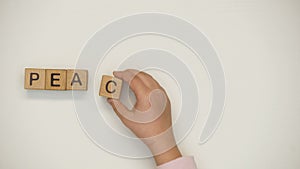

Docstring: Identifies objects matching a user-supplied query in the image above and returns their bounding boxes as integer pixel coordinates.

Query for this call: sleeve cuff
[157,156,197,169]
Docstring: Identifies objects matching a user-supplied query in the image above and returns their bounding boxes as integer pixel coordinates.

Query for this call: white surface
[0,0,300,169]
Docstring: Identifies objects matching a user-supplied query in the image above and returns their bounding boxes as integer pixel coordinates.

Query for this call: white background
[0,0,299,169]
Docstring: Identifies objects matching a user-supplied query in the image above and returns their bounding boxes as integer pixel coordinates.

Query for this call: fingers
[107,98,130,123]
[123,69,160,89]
[113,70,150,99]
[114,69,161,89]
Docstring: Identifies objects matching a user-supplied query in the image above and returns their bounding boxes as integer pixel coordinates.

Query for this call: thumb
[107,98,131,123]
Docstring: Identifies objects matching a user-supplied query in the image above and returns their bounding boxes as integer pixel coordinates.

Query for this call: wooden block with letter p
[24,68,46,90]
[99,75,123,99]
[66,69,88,90]
[45,69,67,90]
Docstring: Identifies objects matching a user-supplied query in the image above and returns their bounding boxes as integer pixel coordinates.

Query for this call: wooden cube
[99,75,123,99]
[24,68,46,90]
[66,69,88,90]
[45,69,67,90]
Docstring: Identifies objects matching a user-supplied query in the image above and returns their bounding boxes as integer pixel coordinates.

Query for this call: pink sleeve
[157,156,197,169]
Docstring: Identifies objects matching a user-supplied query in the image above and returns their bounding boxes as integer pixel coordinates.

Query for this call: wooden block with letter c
[99,75,123,99]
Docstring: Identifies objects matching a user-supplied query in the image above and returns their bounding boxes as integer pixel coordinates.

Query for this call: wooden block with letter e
[66,69,88,90]
[24,68,46,90]
[45,69,67,90]
[99,75,123,99]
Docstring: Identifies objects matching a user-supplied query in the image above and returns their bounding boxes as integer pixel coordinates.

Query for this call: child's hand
[107,69,181,165]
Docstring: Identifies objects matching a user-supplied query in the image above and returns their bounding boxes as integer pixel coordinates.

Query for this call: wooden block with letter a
[66,69,88,90]
[99,75,123,99]
[24,68,46,90]
[45,69,67,90]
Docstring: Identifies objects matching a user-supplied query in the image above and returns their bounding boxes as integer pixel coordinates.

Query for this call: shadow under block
[24,68,46,90]
[45,69,67,90]
[66,69,88,90]
[99,75,123,99]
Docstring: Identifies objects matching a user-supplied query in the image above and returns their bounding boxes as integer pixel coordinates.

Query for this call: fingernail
[107,98,113,103]
[113,71,122,77]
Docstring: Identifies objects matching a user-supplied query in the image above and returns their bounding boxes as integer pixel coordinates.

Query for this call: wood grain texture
[66,69,88,90]
[45,69,67,90]
[24,68,46,90]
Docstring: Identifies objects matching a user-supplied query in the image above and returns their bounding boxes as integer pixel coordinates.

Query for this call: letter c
[105,80,117,94]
